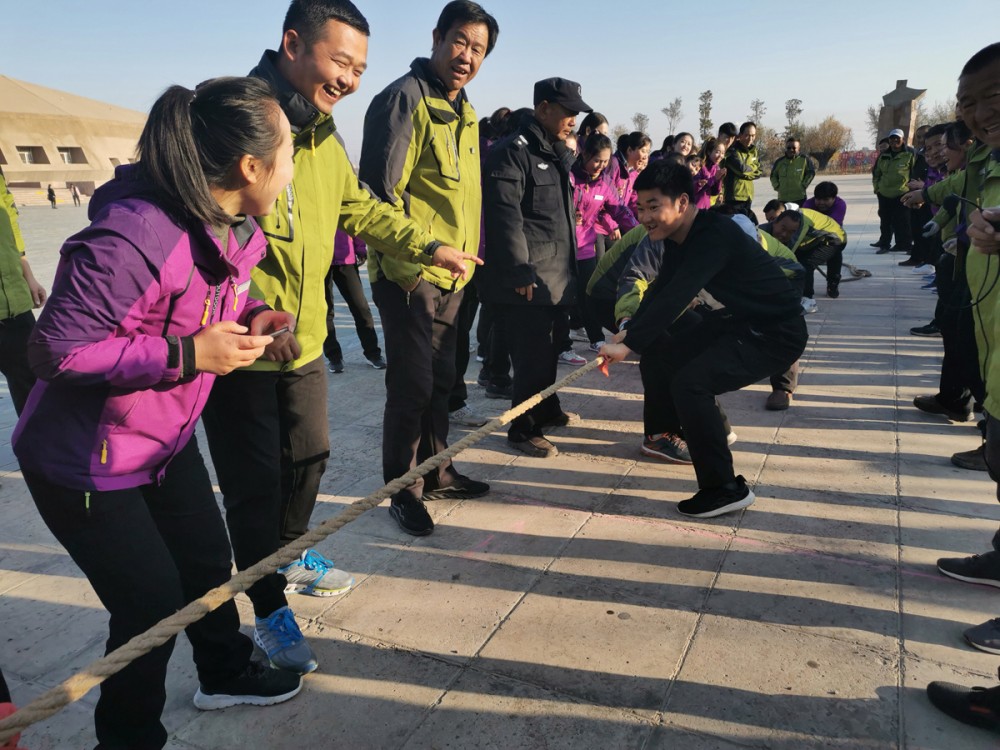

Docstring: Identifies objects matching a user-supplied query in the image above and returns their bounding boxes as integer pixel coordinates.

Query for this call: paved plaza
[2,175,1000,749]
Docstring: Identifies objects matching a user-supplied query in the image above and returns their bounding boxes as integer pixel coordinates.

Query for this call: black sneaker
[910,323,941,337]
[389,496,434,536]
[508,435,558,458]
[927,671,1000,731]
[937,552,1000,587]
[870,241,889,248]
[952,445,988,471]
[537,411,579,428]
[366,355,387,370]
[677,476,755,518]
[485,382,512,399]
[641,433,692,464]
[913,394,972,423]
[965,618,1000,655]
[875,245,892,254]
[477,371,491,387]
[193,661,302,711]
[328,359,344,374]
[423,475,490,501]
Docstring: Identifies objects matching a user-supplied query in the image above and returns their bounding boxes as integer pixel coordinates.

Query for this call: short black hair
[633,159,695,201]
[775,209,802,226]
[814,181,838,200]
[762,199,785,215]
[581,133,612,159]
[718,122,737,138]
[619,131,651,153]
[924,123,950,138]
[283,0,370,48]
[435,1,500,56]
[739,121,756,135]
[945,120,973,149]
[961,42,1000,77]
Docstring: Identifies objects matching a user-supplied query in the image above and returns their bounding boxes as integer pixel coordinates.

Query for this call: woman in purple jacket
[11,77,301,749]
[568,133,639,351]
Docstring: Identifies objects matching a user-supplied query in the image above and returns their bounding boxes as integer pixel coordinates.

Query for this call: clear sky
[4,1,995,160]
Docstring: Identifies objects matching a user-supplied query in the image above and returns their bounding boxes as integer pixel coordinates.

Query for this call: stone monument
[877,80,926,146]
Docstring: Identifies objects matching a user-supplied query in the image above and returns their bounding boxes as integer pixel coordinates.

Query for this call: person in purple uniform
[11,78,303,749]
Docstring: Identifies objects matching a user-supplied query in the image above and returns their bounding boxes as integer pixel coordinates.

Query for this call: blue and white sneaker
[278,549,354,597]
[253,606,318,674]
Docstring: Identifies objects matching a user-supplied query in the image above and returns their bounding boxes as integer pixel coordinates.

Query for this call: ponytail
[136,76,282,227]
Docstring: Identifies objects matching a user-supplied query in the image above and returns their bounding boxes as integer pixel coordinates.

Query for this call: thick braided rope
[0,355,607,743]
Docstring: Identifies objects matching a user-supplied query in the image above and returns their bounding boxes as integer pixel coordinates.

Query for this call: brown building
[0,75,145,205]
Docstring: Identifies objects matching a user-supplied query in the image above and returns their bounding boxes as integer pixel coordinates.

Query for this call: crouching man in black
[600,160,808,517]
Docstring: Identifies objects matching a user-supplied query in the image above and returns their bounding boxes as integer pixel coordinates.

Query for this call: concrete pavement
[3,175,1000,749]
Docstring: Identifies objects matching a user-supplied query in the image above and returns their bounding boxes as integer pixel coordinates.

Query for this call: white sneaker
[449,406,489,426]
[588,341,603,353]
[727,431,738,446]
[278,550,354,597]
[558,350,587,366]
[569,328,589,342]
[801,297,818,314]
[913,264,934,274]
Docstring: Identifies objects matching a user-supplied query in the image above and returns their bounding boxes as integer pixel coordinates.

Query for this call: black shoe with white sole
[937,552,1000,587]
[193,661,302,711]
[677,476,755,518]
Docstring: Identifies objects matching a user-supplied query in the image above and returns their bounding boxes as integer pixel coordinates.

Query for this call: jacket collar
[409,57,466,123]
[522,116,557,156]
[250,50,328,135]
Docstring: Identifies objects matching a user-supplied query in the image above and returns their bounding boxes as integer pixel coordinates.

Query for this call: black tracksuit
[623,211,808,488]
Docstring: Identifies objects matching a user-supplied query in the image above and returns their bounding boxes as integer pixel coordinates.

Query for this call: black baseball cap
[533,77,592,115]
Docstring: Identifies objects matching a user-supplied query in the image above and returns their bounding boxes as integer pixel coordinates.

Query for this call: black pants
[589,296,619,335]
[574,256,605,345]
[796,241,845,298]
[877,194,912,251]
[323,263,381,362]
[24,437,253,749]
[770,361,799,394]
[203,357,330,618]
[479,301,511,388]
[909,203,935,264]
[0,310,37,416]
[937,266,985,408]
[502,304,564,440]
[449,280,479,412]
[640,315,808,488]
[372,278,462,502]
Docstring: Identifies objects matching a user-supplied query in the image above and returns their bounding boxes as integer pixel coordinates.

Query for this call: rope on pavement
[0,355,608,744]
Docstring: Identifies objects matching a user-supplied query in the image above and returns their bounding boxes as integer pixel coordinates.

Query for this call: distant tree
[801,116,854,170]
[784,98,803,137]
[697,90,713,141]
[661,98,683,134]
[611,123,629,142]
[632,112,650,134]
[755,124,784,166]
[747,99,767,125]
[916,98,958,127]
[865,104,881,147]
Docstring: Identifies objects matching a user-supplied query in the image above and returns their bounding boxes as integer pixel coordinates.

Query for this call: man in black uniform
[481,78,592,458]
[601,160,808,518]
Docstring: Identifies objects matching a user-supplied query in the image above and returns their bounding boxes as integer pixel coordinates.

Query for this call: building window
[57,147,88,165]
[16,146,49,165]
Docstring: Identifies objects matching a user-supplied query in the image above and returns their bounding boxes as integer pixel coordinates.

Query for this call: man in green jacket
[770,138,815,204]
[872,128,915,254]
[359,0,498,537]
[0,166,46,415]
[768,207,847,305]
[201,0,480,676]
[723,121,762,217]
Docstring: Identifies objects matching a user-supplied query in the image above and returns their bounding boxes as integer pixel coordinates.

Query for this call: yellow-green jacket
[247,52,440,372]
[873,147,916,198]
[359,58,480,291]
[967,152,1000,414]
[0,170,33,320]
[770,154,816,203]
[786,208,847,252]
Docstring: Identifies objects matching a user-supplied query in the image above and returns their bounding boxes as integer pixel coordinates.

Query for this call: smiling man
[201,0,481,676]
[359,0,499,537]
[600,159,807,518]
